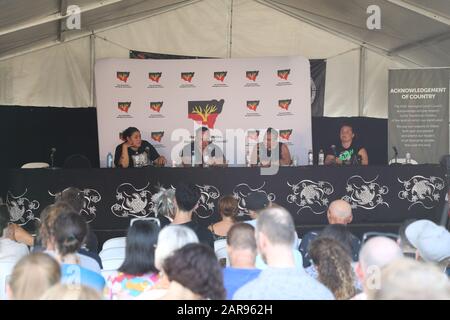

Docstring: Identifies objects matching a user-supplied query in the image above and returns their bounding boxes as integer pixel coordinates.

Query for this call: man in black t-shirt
[325,123,368,165]
[299,199,361,268]
[172,183,214,248]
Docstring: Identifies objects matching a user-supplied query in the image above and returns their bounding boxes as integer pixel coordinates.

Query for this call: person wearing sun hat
[405,219,450,273]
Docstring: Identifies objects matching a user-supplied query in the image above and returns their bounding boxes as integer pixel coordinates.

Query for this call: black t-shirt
[299,230,361,268]
[257,142,283,163]
[327,142,363,164]
[177,221,214,249]
[180,142,224,166]
[114,140,160,168]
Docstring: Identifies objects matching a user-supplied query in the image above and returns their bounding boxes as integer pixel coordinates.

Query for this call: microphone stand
[48,149,59,170]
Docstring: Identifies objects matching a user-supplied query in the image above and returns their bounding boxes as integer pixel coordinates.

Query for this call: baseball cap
[245,192,270,211]
[405,219,450,262]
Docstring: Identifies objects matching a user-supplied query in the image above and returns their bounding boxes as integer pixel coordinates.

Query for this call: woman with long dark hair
[104,220,160,299]
[114,127,166,168]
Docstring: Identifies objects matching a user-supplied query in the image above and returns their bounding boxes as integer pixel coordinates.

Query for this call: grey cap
[405,219,450,262]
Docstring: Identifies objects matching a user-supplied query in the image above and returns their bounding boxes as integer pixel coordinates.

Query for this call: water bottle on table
[318,149,325,165]
[307,150,313,165]
[405,152,411,164]
[106,152,113,168]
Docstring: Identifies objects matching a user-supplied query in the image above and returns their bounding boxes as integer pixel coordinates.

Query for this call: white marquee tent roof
[0,0,449,115]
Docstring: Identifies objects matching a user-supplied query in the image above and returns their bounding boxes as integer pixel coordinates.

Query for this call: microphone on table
[330,145,338,165]
[50,147,56,168]
[391,146,400,166]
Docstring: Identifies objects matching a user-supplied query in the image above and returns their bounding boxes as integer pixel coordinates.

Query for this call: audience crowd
[1,182,449,300]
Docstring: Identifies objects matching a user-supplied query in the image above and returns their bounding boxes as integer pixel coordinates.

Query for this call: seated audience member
[54,187,99,254]
[104,220,160,300]
[397,219,417,258]
[38,203,101,272]
[304,224,362,292]
[371,258,450,300]
[161,243,225,300]
[41,283,102,300]
[405,219,450,272]
[223,223,261,300]
[300,199,360,268]
[208,195,238,240]
[53,211,105,292]
[244,191,271,228]
[172,183,214,248]
[151,187,177,228]
[7,253,61,300]
[139,225,199,299]
[353,237,403,300]
[234,207,334,300]
[0,205,29,264]
[309,237,356,300]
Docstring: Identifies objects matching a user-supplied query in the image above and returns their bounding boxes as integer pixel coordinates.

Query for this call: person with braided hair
[309,237,356,300]
[53,211,105,293]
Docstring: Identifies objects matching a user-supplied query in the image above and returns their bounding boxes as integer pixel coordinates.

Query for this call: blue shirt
[61,264,105,293]
[223,268,261,300]
[233,267,334,300]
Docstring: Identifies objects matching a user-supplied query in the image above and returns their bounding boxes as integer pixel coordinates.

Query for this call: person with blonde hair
[7,253,61,300]
[309,237,356,300]
[138,225,199,300]
[371,258,450,300]
[41,283,102,300]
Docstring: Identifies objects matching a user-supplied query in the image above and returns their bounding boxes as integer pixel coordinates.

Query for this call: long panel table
[1,165,447,240]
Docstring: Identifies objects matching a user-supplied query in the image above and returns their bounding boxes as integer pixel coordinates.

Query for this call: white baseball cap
[405,219,450,263]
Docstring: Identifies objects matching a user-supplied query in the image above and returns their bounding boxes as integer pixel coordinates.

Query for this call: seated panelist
[114,127,166,168]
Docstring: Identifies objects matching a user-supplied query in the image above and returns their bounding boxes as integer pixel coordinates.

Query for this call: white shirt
[0,237,29,264]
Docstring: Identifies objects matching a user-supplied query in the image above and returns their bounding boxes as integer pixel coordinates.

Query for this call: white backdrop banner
[95,56,312,167]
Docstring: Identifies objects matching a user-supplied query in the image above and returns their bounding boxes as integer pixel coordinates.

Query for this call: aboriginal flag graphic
[246,100,260,111]
[278,99,292,111]
[151,131,164,142]
[188,99,224,129]
[246,71,259,81]
[150,102,163,112]
[214,71,227,82]
[148,72,162,83]
[279,129,293,141]
[117,72,130,83]
[277,69,290,80]
[181,72,195,82]
[118,102,131,113]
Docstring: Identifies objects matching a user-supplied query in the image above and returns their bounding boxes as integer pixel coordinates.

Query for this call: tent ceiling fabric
[261,0,450,66]
[0,0,448,114]
[0,0,448,65]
